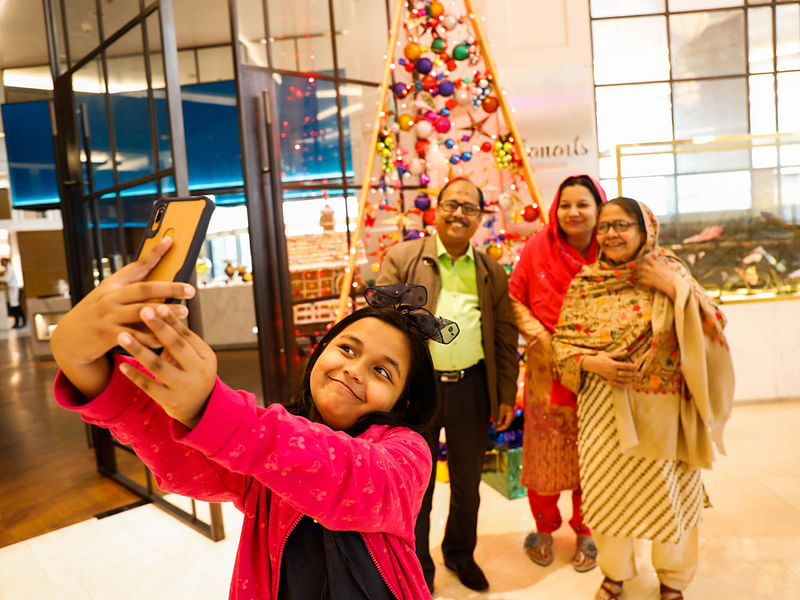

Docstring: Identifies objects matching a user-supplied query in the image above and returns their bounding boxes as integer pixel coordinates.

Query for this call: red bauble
[480,141,493,152]
[403,62,415,73]
[445,98,457,110]
[414,139,431,157]
[422,74,437,90]
[482,96,499,113]
[423,207,437,226]
[522,204,540,222]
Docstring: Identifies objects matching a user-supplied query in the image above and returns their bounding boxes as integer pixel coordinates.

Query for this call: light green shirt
[428,235,485,371]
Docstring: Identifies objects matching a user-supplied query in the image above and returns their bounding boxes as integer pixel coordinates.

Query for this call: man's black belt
[435,361,483,383]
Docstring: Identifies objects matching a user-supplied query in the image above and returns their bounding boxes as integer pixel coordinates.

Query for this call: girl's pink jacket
[54,356,433,599]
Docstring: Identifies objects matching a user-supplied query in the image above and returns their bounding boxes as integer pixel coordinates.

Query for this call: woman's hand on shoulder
[633,254,676,300]
[50,237,196,398]
[581,351,639,387]
[117,304,217,429]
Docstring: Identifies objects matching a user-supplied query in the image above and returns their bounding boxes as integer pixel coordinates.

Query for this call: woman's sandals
[523,531,554,566]
[659,583,684,599]
[572,534,598,572]
[595,577,623,600]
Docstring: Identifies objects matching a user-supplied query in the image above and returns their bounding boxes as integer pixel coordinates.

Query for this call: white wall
[476,0,599,204]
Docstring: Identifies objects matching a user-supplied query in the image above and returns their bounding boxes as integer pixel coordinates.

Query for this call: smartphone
[135,196,215,301]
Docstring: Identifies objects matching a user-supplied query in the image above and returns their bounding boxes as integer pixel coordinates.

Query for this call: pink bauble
[424,110,438,122]
[434,116,451,134]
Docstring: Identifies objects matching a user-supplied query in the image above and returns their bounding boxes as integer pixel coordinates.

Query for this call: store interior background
[1,0,799,598]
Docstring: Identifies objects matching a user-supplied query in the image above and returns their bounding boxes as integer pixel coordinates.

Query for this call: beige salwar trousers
[593,527,699,591]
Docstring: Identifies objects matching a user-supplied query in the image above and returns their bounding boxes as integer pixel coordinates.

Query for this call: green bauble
[431,37,445,53]
[452,44,469,61]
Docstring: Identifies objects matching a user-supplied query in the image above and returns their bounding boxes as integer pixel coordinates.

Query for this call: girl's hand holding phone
[50,237,196,400]
[116,303,217,429]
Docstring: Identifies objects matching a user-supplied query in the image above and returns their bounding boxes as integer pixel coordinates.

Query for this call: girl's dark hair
[558,175,604,207]
[284,306,438,437]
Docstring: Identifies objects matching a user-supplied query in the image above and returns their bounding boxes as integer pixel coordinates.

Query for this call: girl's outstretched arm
[50,237,195,399]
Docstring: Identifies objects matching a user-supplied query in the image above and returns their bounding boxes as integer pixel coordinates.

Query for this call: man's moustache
[445,217,470,227]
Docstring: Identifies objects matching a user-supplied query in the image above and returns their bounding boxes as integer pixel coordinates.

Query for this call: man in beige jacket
[377,178,519,593]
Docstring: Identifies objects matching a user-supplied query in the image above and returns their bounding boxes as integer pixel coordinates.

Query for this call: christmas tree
[337,0,544,320]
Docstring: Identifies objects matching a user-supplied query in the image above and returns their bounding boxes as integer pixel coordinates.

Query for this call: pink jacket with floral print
[54,356,433,600]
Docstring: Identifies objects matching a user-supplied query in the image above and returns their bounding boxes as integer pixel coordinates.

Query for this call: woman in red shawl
[508,175,607,573]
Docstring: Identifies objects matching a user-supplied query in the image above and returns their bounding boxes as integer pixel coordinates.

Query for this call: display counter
[28,295,72,359]
[195,281,258,349]
[722,296,800,404]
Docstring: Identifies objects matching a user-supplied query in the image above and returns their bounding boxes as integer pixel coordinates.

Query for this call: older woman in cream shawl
[552,198,734,600]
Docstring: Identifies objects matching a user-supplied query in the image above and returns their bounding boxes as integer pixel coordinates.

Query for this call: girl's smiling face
[309,317,410,430]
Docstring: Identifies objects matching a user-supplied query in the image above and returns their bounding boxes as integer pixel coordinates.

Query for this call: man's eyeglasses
[438,200,482,217]
[596,220,638,234]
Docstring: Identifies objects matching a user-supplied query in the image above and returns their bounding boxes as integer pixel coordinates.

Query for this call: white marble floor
[2,401,800,599]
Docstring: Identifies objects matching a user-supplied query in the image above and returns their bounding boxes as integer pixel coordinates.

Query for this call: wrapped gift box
[482,447,525,499]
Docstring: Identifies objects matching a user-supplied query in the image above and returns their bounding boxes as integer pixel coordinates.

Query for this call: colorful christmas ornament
[443,14,458,30]
[419,172,431,185]
[392,82,409,98]
[431,37,446,53]
[404,43,421,61]
[452,44,470,61]
[414,139,431,157]
[438,80,455,96]
[522,204,541,222]
[482,96,499,113]
[415,119,433,138]
[434,116,452,134]
[422,74,437,90]
[455,89,471,105]
[423,207,437,225]
[428,1,444,18]
[487,244,504,260]
[415,57,433,74]
[397,114,414,131]
[414,194,431,211]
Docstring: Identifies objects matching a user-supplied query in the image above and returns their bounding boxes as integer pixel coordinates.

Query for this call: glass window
[267,0,333,74]
[676,171,751,214]
[673,78,749,173]
[748,7,774,73]
[776,4,800,71]
[64,0,102,64]
[333,0,388,82]
[595,83,673,153]
[337,82,379,186]
[234,0,267,67]
[750,74,778,168]
[274,74,346,184]
[672,77,749,138]
[100,0,141,39]
[178,49,200,85]
[619,176,676,216]
[777,72,800,132]
[669,10,745,79]
[750,74,776,135]
[669,0,743,10]
[198,46,234,82]
[592,17,670,84]
[590,0,665,18]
